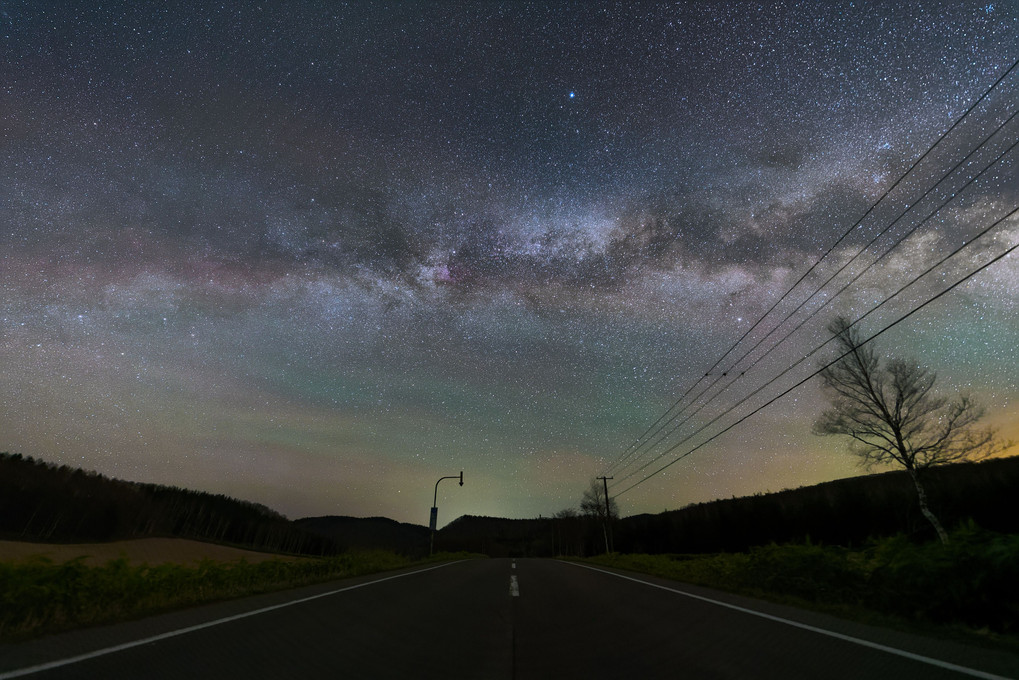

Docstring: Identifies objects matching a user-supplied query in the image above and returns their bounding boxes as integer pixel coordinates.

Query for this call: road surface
[1,558,1016,679]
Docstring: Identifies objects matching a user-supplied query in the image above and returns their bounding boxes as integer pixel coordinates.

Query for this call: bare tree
[813,316,1006,543]
[580,479,619,521]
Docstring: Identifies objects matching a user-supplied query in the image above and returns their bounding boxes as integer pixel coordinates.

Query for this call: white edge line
[564,561,1014,680]
[0,561,459,679]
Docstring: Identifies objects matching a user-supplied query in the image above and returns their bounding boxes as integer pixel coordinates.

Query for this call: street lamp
[430,471,463,556]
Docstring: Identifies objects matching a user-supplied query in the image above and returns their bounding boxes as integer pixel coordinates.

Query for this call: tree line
[430,456,1019,558]
[592,314,1012,554]
[0,453,342,556]
[614,456,1019,554]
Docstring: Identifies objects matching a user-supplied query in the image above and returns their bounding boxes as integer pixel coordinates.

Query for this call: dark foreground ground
[1,558,1017,679]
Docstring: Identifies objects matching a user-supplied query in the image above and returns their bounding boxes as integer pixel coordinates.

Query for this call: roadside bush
[584,525,1019,636]
[0,549,420,641]
[867,524,1019,632]
[744,542,865,603]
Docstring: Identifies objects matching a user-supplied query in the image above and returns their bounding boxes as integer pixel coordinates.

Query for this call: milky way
[2,2,1017,524]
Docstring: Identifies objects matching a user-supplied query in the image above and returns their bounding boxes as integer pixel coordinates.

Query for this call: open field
[0,538,298,567]
[0,545,478,641]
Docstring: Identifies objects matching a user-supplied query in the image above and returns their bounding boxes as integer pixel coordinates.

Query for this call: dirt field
[0,538,300,566]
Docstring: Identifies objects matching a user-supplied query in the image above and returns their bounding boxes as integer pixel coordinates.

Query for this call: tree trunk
[909,468,948,544]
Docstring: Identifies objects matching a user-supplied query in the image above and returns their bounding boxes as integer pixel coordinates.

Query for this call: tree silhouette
[0,452,340,555]
[580,479,618,553]
[580,479,619,521]
[813,316,1006,543]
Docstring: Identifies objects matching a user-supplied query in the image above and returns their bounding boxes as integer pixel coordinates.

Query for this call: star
[0,1,1015,524]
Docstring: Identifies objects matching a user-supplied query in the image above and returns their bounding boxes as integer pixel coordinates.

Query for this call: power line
[727,131,1019,383]
[608,107,1019,480]
[601,57,1019,478]
[613,197,1019,488]
[717,112,1019,380]
[613,204,1019,496]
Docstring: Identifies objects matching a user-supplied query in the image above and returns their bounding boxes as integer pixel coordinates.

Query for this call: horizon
[7,449,1017,532]
[2,3,1017,526]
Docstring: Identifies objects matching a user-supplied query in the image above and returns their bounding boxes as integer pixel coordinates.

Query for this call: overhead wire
[612,199,1019,489]
[608,104,1019,481]
[600,57,1019,480]
[707,111,1019,385]
[613,212,1019,497]
[723,129,1019,384]
[611,115,1018,480]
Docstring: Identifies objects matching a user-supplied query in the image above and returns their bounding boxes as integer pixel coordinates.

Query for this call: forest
[616,454,1019,554]
[434,456,1019,557]
[3,451,1017,560]
[0,452,341,556]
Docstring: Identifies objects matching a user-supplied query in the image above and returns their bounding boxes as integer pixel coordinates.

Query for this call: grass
[581,523,1019,648]
[0,549,480,642]
[0,537,304,567]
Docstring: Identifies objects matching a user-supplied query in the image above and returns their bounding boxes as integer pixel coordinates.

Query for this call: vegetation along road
[1,558,1017,679]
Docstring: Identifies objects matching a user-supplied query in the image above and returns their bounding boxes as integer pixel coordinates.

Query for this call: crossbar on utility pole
[430,471,463,556]
[597,476,613,554]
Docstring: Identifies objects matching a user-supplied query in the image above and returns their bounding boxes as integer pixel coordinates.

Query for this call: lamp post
[430,471,463,556]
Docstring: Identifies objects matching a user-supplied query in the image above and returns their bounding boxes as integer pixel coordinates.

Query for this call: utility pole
[430,471,463,556]
[551,516,556,557]
[596,476,613,554]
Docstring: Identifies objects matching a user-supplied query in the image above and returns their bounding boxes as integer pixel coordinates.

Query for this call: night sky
[2,2,1017,526]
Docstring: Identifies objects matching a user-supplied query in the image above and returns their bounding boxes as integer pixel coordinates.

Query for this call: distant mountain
[296,516,430,556]
[435,515,556,558]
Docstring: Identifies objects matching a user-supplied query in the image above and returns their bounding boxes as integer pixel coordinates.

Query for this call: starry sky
[2,2,1017,526]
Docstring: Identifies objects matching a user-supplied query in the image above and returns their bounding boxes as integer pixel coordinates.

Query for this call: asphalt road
[1,558,1017,679]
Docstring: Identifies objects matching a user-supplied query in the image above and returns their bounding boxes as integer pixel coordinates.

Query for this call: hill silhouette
[618,455,1019,554]
[3,451,1016,559]
[432,456,1019,557]
[0,452,340,556]
[295,516,429,556]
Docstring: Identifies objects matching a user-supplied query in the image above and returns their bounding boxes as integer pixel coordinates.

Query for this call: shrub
[867,524,1019,632]
[0,549,422,641]
[584,525,1019,635]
